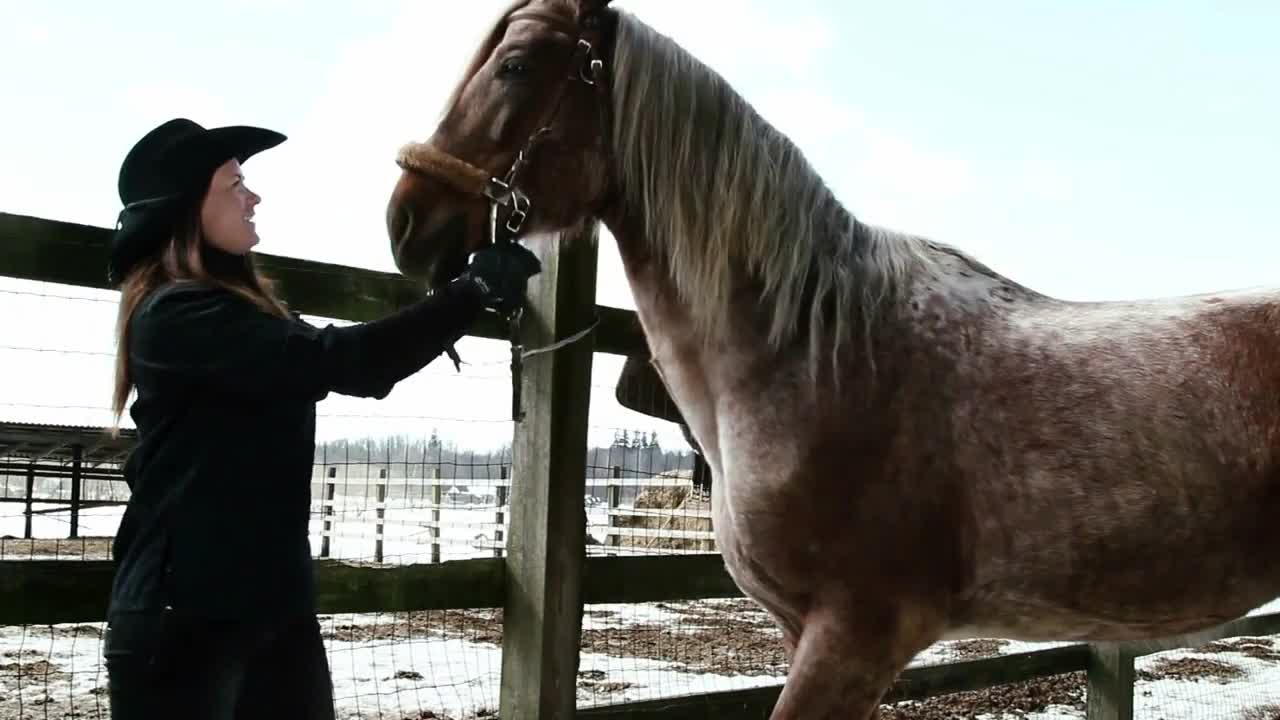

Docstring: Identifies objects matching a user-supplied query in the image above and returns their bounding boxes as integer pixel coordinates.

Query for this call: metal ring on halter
[482,177,514,205]
[571,40,602,85]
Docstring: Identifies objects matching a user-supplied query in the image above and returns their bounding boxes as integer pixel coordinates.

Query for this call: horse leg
[769,603,940,720]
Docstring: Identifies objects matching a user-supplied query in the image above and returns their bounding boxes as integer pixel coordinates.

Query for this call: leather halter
[393,8,609,422]
[394,9,607,248]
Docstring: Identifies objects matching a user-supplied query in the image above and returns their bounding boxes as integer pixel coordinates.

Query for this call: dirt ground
[0,536,113,560]
[1243,704,1280,720]
[323,599,791,677]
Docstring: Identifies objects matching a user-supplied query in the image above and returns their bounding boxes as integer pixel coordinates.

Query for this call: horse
[383,1,1280,717]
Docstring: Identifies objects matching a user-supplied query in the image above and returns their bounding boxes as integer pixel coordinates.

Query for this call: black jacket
[107,276,483,622]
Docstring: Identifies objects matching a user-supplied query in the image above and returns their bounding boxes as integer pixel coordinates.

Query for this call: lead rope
[508,308,525,421]
[442,302,599,423]
[506,307,600,422]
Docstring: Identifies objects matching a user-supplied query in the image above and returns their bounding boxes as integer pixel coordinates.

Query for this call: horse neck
[601,207,848,387]
[603,211,700,344]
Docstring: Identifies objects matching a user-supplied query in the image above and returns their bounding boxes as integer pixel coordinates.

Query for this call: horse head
[386,0,616,287]
[386,0,705,481]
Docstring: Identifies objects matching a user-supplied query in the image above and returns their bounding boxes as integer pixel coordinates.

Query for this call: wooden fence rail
[0,450,110,538]
[0,211,648,357]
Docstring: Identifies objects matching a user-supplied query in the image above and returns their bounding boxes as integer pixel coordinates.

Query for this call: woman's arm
[323,275,488,398]
[128,243,541,401]
[128,277,480,400]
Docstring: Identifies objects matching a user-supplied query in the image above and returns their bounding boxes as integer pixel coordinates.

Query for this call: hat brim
[167,125,287,183]
[196,125,287,165]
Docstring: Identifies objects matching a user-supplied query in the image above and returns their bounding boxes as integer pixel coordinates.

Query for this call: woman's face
[200,158,261,254]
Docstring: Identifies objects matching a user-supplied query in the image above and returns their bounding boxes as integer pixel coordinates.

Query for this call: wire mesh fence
[0,622,110,720]
[311,440,516,566]
[319,610,504,720]
[575,597,787,708]
[6,280,1280,719]
[0,466,126,561]
[8,440,1280,719]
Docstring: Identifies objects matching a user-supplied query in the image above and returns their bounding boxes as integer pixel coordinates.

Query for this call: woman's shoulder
[138,278,212,301]
[133,280,246,327]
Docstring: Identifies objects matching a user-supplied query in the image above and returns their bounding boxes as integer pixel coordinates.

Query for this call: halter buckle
[506,191,531,234]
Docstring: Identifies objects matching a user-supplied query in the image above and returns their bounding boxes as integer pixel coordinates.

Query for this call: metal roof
[0,421,135,467]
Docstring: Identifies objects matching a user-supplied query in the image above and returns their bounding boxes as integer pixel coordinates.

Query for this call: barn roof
[0,421,135,467]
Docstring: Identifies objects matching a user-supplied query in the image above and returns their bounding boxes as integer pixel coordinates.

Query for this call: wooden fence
[315,468,716,561]
[0,455,128,540]
[315,465,512,563]
[3,209,1279,720]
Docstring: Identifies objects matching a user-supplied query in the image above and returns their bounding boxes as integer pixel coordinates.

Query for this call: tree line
[313,428,697,481]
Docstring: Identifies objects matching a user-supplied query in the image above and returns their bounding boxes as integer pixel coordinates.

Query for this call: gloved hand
[459,242,542,316]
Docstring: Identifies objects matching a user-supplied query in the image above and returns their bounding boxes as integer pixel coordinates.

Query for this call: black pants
[103,611,335,719]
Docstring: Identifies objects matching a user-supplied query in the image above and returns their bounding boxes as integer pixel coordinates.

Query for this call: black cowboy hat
[107,117,286,286]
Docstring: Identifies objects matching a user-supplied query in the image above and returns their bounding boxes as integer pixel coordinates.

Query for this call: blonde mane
[609,11,938,368]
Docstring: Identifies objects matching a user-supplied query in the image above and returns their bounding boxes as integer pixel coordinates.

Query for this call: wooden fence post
[375,468,387,563]
[68,444,82,539]
[431,467,442,563]
[606,465,622,552]
[1086,644,1135,720]
[23,463,34,539]
[320,466,336,558]
[494,464,508,558]
[499,226,598,720]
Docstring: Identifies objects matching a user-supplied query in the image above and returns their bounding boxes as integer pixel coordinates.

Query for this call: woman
[100,117,540,719]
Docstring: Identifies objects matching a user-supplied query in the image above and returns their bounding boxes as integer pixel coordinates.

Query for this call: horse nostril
[387,203,416,249]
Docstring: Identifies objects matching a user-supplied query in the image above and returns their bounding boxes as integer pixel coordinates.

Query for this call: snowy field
[6,500,1280,719]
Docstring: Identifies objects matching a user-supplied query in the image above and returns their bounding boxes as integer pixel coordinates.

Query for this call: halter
[394,8,609,421]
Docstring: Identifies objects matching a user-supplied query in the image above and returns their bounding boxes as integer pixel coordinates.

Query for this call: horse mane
[608,10,940,370]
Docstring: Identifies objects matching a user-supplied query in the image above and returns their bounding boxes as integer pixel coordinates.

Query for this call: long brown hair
[110,198,289,432]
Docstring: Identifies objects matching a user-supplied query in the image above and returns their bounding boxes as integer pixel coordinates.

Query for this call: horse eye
[499,57,530,78]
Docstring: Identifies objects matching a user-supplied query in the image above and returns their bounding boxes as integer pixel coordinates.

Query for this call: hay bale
[616,481,713,551]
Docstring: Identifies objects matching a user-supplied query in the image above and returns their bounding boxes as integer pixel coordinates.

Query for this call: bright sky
[1,1,1278,452]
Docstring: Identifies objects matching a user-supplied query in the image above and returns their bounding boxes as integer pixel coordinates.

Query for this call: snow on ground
[8,610,1280,720]
[320,632,787,720]
[0,618,785,720]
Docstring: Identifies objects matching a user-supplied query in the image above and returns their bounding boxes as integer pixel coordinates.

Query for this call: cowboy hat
[107,117,286,285]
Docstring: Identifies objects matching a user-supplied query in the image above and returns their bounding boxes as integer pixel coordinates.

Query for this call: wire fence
[0,273,729,718]
[6,280,1280,719]
[0,432,730,719]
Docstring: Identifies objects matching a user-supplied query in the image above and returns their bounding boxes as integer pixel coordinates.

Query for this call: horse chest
[622,258,818,630]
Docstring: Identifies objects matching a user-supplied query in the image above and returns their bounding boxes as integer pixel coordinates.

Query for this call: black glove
[459,242,542,315]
